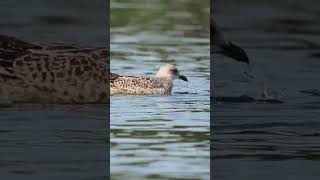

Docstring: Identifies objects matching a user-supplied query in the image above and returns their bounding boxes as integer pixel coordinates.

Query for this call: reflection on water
[111,0,209,179]
[213,0,320,179]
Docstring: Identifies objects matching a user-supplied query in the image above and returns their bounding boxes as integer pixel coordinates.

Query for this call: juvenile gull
[0,35,109,104]
[111,64,188,96]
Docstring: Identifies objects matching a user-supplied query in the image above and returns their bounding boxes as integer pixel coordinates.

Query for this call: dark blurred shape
[210,3,249,64]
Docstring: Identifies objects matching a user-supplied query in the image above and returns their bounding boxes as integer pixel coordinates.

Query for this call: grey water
[110,0,210,179]
[0,105,108,180]
[0,0,108,179]
[213,0,320,179]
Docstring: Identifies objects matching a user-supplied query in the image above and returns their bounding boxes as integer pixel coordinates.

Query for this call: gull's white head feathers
[156,64,188,81]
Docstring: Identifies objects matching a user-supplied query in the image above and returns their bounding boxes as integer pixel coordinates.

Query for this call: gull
[0,35,109,104]
[211,8,249,63]
[110,64,188,96]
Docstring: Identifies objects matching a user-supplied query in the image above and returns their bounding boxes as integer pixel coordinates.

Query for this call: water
[0,1,108,179]
[0,0,106,46]
[213,0,320,179]
[0,104,108,180]
[110,0,210,179]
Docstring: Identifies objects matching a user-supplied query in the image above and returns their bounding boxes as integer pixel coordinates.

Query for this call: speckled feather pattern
[0,35,109,103]
[111,75,173,95]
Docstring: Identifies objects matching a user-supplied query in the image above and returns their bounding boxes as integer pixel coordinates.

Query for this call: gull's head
[156,64,188,81]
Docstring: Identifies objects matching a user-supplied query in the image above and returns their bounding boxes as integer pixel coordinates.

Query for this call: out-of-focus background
[0,0,107,46]
[111,0,210,179]
[213,0,320,179]
[0,1,108,179]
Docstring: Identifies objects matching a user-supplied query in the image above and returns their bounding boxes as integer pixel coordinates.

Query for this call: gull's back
[0,35,109,103]
[111,75,172,96]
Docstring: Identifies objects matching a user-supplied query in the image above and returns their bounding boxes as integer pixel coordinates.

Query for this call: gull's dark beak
[221,42,249,64]
[179,75,188,82]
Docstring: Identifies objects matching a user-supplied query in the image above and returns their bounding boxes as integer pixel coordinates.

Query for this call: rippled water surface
[213,0,320,179]
[0,104,108,179]
[110,0,210,179]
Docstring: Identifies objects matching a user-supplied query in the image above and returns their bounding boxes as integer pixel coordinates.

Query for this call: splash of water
[186,81,200,94]
[243,63,286,102]
[174,80,199,95]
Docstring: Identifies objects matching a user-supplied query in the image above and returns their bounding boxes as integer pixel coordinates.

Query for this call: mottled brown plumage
[111,76,172,95]
[0,35,109,104]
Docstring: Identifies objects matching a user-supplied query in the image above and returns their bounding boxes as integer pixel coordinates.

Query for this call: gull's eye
[170,69,178,74]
